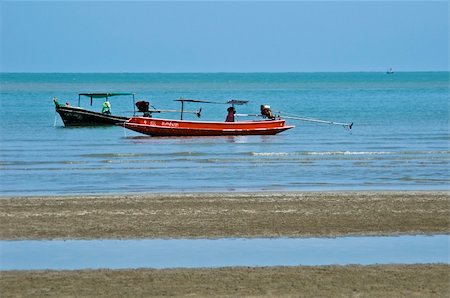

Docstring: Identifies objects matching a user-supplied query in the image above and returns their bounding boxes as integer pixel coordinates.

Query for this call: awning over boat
[175,98,248,105]
[175,98,221,104]
[78,92,135,107]
[79,93,135,98]
[174,98,248,120]
[227,100,248,105]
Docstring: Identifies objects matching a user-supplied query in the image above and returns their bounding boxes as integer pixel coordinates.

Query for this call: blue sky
[1,1,448,72]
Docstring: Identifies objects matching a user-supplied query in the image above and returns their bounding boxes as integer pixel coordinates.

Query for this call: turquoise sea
[0,72,449,196]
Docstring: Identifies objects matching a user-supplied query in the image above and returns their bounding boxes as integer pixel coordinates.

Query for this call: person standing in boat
[102,99,111,114]
[225,106,236,122]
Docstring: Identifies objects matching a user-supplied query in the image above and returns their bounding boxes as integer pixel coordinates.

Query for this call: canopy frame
[78,93,136,112]
[175,98,248,120]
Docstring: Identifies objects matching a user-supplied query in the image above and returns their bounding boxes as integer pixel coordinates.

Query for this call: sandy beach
[1,265,449,297]
[1,191,448,239]
[1,191,449,296]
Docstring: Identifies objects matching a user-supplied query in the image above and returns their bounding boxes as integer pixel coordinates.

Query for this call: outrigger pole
[235,112,353,129]
[280,114,353,129]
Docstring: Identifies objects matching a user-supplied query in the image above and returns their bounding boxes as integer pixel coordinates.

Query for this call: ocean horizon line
[1,70,449,75]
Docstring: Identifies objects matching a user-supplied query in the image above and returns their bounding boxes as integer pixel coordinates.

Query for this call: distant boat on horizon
[386,68,394,74]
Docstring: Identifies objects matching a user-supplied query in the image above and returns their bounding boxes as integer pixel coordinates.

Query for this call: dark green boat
[54,93,135,126]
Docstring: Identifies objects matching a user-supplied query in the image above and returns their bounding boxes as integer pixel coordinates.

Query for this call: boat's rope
[123,123,127,138]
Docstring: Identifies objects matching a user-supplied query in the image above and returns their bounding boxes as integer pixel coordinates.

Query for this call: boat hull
[56,106,129,126]
[124,117,294,136]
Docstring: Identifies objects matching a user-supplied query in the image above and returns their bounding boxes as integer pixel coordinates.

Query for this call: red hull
[124,117,294,136]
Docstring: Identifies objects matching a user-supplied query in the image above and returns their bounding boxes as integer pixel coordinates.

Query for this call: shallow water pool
[1,235,448,270]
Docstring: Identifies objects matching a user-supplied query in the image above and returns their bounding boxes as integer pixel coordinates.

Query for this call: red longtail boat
[124,117,294,136]
[123,99,294,137]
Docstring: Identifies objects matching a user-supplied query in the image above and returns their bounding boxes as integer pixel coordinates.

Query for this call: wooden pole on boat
[281,115,353,129]
[149,109,201,116]
[180,100,184,120]
[236,113,353,129]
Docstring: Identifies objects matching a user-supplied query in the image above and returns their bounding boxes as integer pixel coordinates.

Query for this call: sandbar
[1,191,449,297]
[1,265,449,297]
[1,191,448,239]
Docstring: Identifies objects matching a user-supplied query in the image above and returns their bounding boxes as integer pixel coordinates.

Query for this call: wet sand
[1,265,449,297]
[1,191,448,239]
[1,191,449,297]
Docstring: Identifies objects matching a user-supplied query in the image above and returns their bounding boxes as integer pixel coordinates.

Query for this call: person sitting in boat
[225,106,236,122]
[260,105,275,119]
[102,99,111,114]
